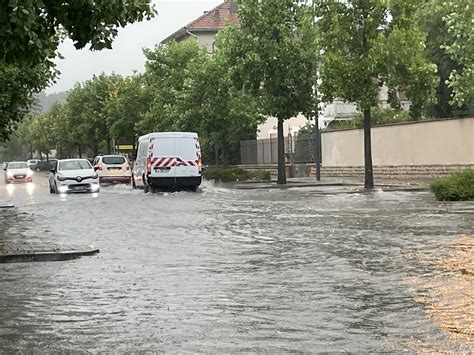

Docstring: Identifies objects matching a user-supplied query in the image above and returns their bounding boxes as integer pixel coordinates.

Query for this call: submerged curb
[231,182,429,191]
[0,248,100,263]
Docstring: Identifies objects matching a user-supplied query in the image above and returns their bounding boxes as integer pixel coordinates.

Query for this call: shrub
[430,170,474,201]
[327,107,412,130]
[204,166,271,182]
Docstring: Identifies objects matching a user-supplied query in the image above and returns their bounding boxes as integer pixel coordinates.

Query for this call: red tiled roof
[162,1,239,43]
[186,0,239,30]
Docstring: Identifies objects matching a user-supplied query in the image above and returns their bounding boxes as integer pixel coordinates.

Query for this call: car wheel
[49,183,54,194]
[131,176,136,189]
[54,182,60,194]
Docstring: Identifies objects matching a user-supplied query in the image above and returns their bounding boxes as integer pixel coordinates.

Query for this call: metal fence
[240,134,320,165]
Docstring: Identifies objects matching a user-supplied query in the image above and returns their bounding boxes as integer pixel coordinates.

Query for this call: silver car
[3,161,33,184]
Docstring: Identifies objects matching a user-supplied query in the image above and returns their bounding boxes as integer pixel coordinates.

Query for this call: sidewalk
[231,176,431,191]
[0,206,99,264]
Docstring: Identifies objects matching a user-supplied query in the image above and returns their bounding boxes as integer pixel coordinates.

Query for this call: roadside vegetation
[327,108,412,130]
[204,166,271,183]
[1,0,473,186]
[430,170,474,201]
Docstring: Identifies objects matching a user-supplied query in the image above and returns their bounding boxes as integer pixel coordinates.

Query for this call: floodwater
[0,175,472,352]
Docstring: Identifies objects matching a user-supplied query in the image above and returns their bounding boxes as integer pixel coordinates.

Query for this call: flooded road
[0,175,473,352]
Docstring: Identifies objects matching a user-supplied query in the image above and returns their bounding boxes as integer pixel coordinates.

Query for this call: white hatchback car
[93,155,132,184]
[49,159,100,194]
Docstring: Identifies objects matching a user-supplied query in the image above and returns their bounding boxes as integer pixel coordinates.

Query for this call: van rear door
[174,136,200,177]
[150,136,176,178]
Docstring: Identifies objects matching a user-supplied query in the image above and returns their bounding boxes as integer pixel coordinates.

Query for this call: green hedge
[430,170,474,201]
[204,166,271,182]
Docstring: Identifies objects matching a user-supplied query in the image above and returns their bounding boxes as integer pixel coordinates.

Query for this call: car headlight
[57,174,66,181]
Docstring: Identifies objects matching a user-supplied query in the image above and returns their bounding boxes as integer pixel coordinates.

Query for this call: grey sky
[46,0,221,94]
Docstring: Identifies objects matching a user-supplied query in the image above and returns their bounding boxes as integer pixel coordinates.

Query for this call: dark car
[35,159,57,171]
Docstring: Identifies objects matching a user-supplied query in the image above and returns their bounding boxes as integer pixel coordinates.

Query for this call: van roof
[138,132,198,141]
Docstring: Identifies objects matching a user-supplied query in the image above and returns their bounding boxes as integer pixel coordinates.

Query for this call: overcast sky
[46,0,221,94]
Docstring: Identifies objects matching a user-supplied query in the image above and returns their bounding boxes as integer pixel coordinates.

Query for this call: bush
[204,166,271,182]
[327,107,412,130]
[430,170,474,201]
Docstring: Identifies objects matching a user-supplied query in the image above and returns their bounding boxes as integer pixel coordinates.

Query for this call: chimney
[213,9,220,22]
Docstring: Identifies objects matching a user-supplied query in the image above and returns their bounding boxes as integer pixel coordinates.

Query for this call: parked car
[26,159,40,169]
[93,155,131,184]
[49,159,100,194]
[3,161,33,184]
[35,159,58,171]
[132,132,202,192]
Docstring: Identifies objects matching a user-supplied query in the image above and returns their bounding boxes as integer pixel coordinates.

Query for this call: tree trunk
[277,118,286,185]
[363,108,374,189]
[78,145,82,158]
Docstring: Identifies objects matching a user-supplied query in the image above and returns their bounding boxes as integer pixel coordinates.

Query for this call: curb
[232,183,429,192]
[0,248,100,263]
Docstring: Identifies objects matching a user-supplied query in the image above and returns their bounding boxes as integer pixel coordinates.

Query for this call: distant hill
[35,91,68,114]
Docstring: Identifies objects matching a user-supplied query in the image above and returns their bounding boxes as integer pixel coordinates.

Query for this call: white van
[132,132,202,192]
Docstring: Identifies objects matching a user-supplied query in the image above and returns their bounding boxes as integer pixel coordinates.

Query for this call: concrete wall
[196,32,217,54]
[178,32,216,54]
[322,117,474,166]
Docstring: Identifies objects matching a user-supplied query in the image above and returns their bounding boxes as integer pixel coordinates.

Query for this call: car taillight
[147,159,152,172]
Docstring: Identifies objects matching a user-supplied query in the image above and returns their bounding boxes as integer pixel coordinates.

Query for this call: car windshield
[8,162,27,169]
[58,160,91,171]
[102,156,126,165]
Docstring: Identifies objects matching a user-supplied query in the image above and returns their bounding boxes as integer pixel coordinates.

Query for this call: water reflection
[6,183,14,196]
[407,234,474,349]
[26,183,35,196]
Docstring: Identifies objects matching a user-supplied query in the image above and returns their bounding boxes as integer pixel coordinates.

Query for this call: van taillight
[147,159,152,172]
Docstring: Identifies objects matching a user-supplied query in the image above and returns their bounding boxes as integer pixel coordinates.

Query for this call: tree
[218,0,318,184]
[140,41,209,133]
[141,40,261,164]
[0,0,156,142]
[441,0,474,107]
[419,0,474,117]
[106,74,150,147]
[65,74,122,157]
[189,43,262,164]
[316,0,436,188]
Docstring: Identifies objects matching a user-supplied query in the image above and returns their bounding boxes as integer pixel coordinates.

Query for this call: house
[161,0,239,54]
